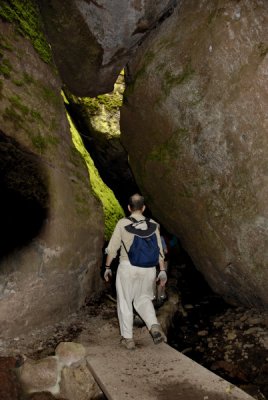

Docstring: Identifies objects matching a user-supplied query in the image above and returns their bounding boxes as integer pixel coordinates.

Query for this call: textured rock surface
[18,356,59,393]
[121,0,268,307]
[0,357,23,400]
[59,360,103,400]
[0,17,104,339]
[17,342,102,399]
[55,342,86,367]
[38,0,178,96]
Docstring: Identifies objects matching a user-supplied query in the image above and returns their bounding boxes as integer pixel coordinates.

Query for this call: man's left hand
[104,268,112,282]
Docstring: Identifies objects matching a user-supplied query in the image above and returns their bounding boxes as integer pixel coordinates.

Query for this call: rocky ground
[168,261,268,400]
[0,260,268,400]
[0,291,116,400]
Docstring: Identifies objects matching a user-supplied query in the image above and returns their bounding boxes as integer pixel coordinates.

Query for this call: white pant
[116,261,159,339]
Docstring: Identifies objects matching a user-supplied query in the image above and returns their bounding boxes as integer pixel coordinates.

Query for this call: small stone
[18,356,59,393]
[247,317,262,325]
[184,304,194,309]
[55,342,86,367]
[197,330,208,337]
[227,331,237,341]
[59,360,103,400]
[244,327,261,335]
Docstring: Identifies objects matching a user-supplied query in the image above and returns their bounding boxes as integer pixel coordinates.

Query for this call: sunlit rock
[38,0,178,96]
[55,342,86,367]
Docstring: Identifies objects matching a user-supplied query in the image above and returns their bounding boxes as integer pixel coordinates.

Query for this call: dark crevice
[0,130,49,261]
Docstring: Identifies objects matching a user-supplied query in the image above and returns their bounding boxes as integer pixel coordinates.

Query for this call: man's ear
[142,205,146,212]
[128,205,132,212]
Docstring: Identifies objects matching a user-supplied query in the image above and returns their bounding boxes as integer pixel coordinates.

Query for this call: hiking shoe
[120,338,136,350]
[150,324,167,344]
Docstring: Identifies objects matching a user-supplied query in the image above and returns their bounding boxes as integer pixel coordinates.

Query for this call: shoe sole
[151,332,167,345]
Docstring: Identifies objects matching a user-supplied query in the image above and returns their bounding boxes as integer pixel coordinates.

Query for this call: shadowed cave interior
[0,130,49,261]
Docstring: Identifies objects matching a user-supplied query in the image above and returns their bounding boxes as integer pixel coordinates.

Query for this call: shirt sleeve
[106,220,123,260]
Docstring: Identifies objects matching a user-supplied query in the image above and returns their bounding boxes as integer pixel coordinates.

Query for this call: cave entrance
[0,130,49,261]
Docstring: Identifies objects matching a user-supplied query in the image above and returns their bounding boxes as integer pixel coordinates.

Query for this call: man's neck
[131,210,144,217]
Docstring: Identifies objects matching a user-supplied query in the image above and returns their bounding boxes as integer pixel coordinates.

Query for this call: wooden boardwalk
[86,330,255,400]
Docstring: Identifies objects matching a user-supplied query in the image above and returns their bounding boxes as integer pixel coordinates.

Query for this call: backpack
[122,217,161,267]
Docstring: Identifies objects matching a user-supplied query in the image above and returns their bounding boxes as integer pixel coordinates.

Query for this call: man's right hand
[157,270,167,287]
[104,268,112,282]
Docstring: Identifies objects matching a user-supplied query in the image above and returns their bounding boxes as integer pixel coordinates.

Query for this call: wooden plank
[86,332,255,400]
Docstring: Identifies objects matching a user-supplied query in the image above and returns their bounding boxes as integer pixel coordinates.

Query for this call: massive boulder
[0,13,104,339]
[37,0,178,96]
[121,0,268,307]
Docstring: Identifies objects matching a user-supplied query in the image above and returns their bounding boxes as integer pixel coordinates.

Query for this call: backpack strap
[121,240,128,256]
[125,217,157,237]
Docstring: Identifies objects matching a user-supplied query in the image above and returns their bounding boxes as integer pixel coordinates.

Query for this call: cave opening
[0,130,49,262]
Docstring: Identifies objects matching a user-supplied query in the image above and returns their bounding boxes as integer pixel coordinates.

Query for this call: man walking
[104,193,167,350]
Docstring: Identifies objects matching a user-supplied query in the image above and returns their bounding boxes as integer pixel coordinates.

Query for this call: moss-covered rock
[0,0,52,63]
[67,112,124,240]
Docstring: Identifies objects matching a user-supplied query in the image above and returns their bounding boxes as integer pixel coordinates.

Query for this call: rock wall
[121,0,268,308]
[38,0,178,96]
[0,13,104,339]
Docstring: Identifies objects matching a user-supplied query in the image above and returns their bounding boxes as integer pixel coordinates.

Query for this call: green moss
[49,117,59,132]
[3,105,23,128]
[0,32,13,51]
[31,134,47,152]
[67,113,124,239]
[64,74,124,139]
[70,89,122,116]
[31,133,59,153]
[41,85,61,107]
[148,128,188,163]
[96,93,122,111]
[0,78,3,99]
[0,57,12,78]
[23,71,34,84]
[12,78,24,86]
[162,63,195,96]
[257,42,268,58]
[0,0,52,63]
[30,109,44,123]
[8,94,29,115]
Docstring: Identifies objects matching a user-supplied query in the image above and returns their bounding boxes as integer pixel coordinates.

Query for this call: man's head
[128,193,145,213]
